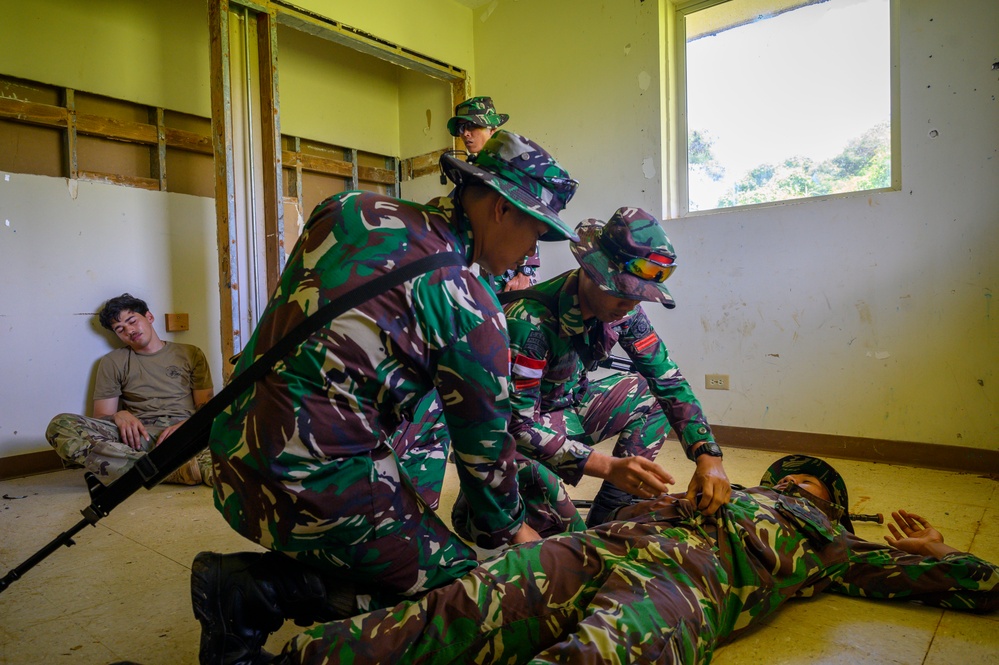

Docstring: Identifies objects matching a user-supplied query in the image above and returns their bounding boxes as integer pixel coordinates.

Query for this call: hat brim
[570,220,675,307]
[447,113,510,137]
[760,454,854,532]
[441,153,578,242]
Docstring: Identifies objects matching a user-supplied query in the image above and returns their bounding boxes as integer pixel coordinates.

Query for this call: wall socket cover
[705,374,730,390]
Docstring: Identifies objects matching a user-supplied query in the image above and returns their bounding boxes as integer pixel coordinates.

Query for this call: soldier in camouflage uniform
[192,131,579,665]
[270,454,999,664]
[454,207,731,539]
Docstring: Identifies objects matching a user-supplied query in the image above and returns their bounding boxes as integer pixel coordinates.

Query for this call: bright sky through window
[685,0,891,211]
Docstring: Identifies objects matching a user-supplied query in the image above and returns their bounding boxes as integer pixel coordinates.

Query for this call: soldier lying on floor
[232,454,998,665]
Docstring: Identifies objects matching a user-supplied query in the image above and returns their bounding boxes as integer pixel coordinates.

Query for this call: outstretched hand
[604,455,675,498]
[885,510,955,558]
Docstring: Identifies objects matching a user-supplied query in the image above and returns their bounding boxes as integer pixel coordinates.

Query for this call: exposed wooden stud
[77,170,160,190]
[0,97,213,155]
[209,0,240,375]
[350,148,359,190]
[293,136,303,219]
[400,148,450,181]
[150,107,167,191]
[63,89,78,180]
[256,7,285,291]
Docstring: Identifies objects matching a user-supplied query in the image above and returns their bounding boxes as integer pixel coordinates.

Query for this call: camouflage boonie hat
[761,454,854,533]
[441,130,579,242]
[570,207,677,308]
[447,96,509,136]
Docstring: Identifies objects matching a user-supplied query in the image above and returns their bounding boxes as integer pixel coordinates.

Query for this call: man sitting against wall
[46,293,214,486]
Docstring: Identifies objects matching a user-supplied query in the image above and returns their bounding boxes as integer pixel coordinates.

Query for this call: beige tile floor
[1,446,998,664]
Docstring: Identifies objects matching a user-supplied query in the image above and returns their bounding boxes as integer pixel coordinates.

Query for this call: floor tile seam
[920,609,948,665]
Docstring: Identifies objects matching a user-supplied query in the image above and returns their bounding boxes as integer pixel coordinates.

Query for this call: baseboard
[710,425,999,476]
[0,449,65,481]
[2,427,997,481]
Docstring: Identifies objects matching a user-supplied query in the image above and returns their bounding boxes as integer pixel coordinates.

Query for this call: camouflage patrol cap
[761,454,854,533]
[447,96,509,136]
[570,207,677,308]
[441,130,579,242]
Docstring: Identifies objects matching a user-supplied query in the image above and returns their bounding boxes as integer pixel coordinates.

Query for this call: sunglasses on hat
[599,231,677,284]
[623,253,676,283]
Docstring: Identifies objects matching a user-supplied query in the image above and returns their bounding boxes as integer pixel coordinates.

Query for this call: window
[674,0,897,214]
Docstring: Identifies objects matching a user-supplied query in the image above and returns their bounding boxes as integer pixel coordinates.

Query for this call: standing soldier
[456,207,730,538]
[193,131,578,665]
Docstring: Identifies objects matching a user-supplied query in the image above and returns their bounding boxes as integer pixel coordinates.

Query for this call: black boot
[191,551,348,665]
[585,481,641,528]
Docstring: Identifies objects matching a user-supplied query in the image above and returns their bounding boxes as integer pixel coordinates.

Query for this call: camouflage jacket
[283,485,999,664]
[209,191,525,550]
[504,269,715,484]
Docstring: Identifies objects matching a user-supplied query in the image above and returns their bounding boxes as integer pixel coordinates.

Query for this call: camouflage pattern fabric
[46,413,184,481]
[387,392,450,510]
[440,131,579,242]
[447,96,509,136]
[208,190,527,605]
[506,270,715,485]
[278,485,999,664]
[572,207,677,307]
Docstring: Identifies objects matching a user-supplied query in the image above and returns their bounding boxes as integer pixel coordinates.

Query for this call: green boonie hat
[570,207,677,307]
[441,130,579,242]
[447,96,509,136]
[760,454,854,533]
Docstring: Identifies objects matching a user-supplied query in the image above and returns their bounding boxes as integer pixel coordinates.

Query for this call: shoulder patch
[522,329,548,360]
[512,353,546,379]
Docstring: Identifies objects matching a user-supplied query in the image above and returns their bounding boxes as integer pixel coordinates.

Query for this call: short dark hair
[98,293,150,331]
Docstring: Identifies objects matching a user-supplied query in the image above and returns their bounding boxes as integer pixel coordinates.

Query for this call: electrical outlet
[705,374,729,390]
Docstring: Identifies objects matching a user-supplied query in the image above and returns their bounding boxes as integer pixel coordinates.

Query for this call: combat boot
[191,551,352,665]
[585,481,642,528]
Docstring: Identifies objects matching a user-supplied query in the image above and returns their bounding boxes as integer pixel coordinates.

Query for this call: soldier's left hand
[686,456,731,515]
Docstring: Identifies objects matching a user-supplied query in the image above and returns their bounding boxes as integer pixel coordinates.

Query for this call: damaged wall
[472,0,998,451]
[0,0,474,462]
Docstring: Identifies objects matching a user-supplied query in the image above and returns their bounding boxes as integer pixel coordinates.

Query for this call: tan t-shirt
[93,342,213,421]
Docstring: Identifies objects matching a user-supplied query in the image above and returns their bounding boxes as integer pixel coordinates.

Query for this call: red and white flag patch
[512,353,546,379]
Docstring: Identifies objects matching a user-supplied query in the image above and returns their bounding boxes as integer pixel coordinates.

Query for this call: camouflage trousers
[455,371,668,537]
[279,498,726,664]
[45,412,185,482]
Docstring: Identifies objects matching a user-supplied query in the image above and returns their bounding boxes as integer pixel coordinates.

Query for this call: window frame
[668,0,901,218]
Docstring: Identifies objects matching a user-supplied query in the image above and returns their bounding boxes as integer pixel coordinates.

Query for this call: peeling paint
[68,179,78,199]
[638,71,651,91]
[855,301,872,324]
[642,158,656,179]
[866,351,891,360]
[624,43,632,56]
[479,1,498,22]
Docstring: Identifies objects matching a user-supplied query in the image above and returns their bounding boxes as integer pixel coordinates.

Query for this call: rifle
[0,252,463,594]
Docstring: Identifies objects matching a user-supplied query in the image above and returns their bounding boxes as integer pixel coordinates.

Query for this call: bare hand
[511,522,541,545]
[605,456,675,498]
[155,418,188,446]
[113,411,150,450]
[885,510,945,555]
[503,273,533,292]
[685,456,731,515]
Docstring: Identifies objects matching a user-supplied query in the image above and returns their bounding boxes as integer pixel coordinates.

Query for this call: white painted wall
[473,0,998,450]
[0,0,474,461]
